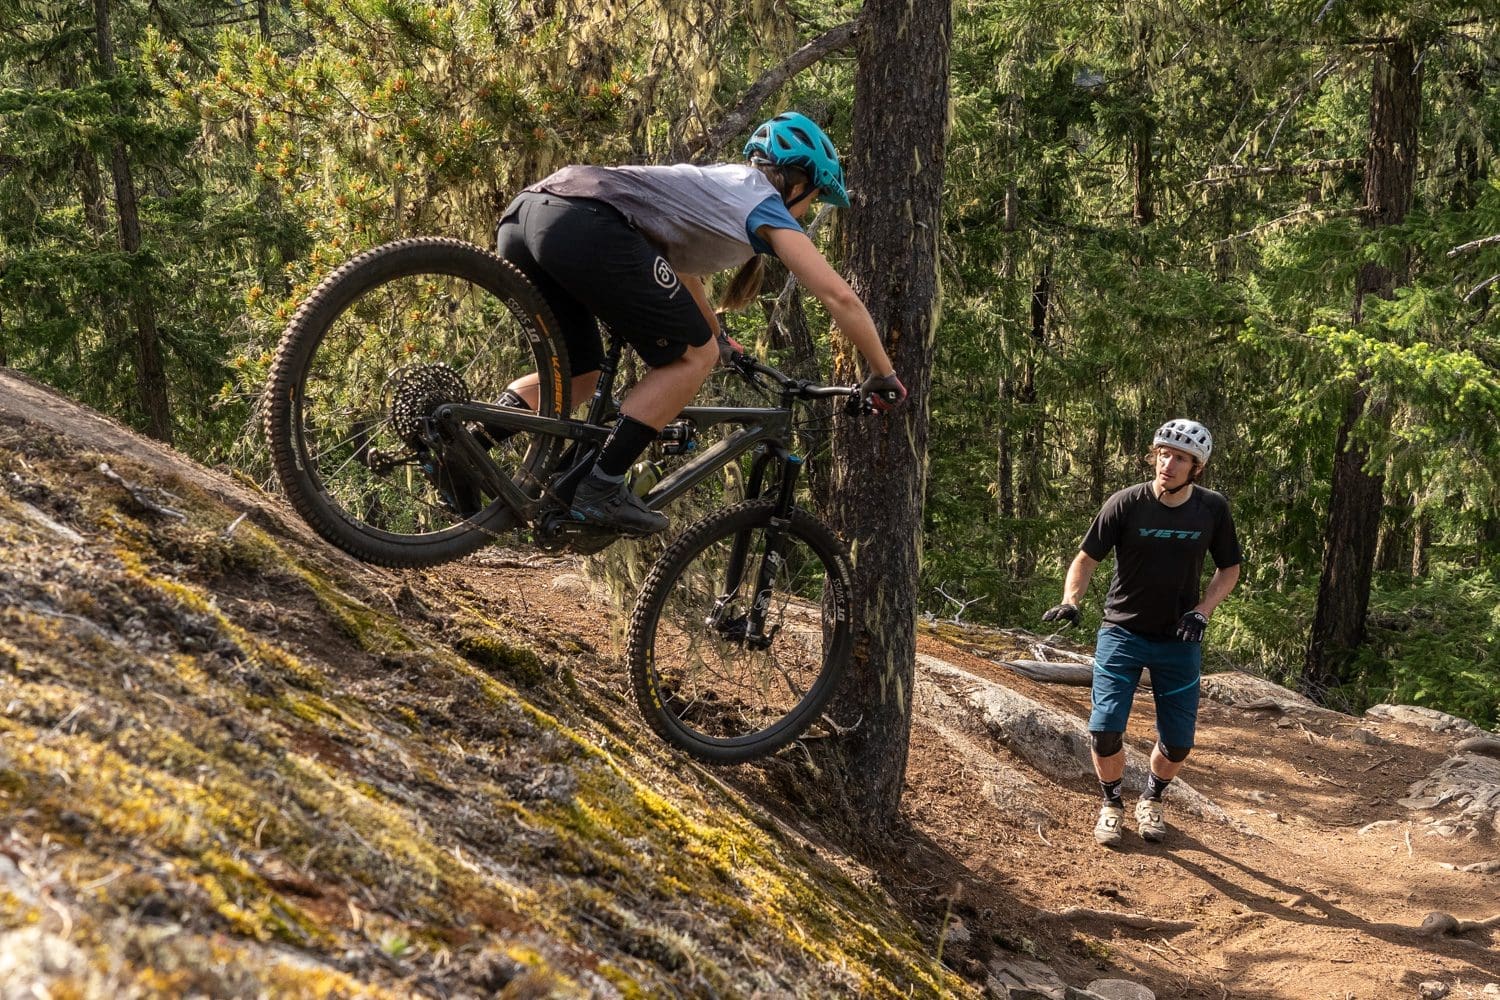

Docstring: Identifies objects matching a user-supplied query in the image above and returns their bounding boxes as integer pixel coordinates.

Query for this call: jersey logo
[1139,528,1203,540]
[652,256,679,290]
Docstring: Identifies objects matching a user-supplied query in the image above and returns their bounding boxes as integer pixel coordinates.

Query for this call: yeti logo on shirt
[652,256,679,291]
[1139,528,1203,540]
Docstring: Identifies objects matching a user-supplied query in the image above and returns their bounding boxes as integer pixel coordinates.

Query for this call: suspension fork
[712,447,802,646]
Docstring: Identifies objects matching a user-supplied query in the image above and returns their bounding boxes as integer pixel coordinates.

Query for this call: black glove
[716,331,744,366]
[1176,610,1208,643]
[860,372,907,412]
[1041,603,1081,629]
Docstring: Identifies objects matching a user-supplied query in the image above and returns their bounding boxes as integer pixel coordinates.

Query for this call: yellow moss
[282,691,351,728]
[454,630,547,687]
[194,848,331,947]
[291,564,413,655]
[0,889,43,928]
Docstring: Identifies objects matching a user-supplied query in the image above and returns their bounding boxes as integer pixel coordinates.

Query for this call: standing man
[1042,419,1242,846]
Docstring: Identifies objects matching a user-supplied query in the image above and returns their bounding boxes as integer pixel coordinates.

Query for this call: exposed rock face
[1200,671,1324,711]
[1366,704,1488,737]
[1400,752,1500,838]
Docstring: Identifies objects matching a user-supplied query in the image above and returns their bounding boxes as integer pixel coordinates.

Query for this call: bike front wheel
[626,500,854,763]
[265,238,570,567]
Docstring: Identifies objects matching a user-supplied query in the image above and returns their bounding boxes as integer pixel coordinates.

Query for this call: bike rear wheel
[265,238,570,567]
[626,500,854,763]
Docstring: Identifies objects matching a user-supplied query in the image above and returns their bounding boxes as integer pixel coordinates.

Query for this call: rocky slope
[1,369,1496,1000]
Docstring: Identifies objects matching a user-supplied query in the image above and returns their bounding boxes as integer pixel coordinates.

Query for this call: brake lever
[729,353,773,395]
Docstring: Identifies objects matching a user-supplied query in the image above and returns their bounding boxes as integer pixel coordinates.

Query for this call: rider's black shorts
[495,192,713,374]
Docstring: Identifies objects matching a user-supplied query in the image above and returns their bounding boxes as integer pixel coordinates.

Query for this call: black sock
[1145,772,1172,801]
[1099,778,1123,808]
[596,416,658,478]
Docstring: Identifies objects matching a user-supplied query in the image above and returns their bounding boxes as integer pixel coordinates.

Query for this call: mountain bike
[264,237,886,763]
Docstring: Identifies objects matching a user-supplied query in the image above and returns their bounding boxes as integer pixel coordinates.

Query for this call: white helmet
[1153,419,1212,464]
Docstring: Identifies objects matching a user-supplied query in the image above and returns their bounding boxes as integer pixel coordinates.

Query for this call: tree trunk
[1012,260,1049,578]
[1302,38,1421,699]
[1410,510,1430,578]
[1375,494,1413,573]
[94,0,173,444]
[1131,120,1155,225]
[1088,414,1108,508]
[996,374,1015,569]
[821,0,950,828]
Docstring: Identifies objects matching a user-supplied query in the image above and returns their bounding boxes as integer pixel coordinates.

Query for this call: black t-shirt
[1080,483,1243,639]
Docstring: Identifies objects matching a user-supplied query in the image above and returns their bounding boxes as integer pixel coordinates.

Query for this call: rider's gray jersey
[526,163,795,275]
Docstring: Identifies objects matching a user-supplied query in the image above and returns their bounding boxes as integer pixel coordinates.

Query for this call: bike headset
[1152,418,1212,494]
[743,112,849,210]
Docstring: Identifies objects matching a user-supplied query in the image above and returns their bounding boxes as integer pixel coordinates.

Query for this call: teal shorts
[1089,624,1202,747]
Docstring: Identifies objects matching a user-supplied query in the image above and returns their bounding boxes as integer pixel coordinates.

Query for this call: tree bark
[1131,120,1155,225]
[820,0,950,827]
[1012,260,1049,578]
[1302,37,1421,699]
[94,0,173,444]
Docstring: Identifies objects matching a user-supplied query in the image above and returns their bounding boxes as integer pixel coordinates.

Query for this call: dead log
[996,660,1094,686]
[1454,735,1500,759]
[1417,911,1500,936]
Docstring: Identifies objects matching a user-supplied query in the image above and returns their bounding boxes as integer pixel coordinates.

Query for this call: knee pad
[1158,742,1192,763]
[1091,731,1124,757]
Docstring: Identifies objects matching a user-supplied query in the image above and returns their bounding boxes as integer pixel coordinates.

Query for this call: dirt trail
[444,553,1499,1000]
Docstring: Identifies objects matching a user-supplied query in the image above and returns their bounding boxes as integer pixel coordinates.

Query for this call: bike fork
[713,450,801,648]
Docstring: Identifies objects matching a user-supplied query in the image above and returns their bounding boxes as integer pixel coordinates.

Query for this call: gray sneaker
[571,473,669,536]
[1135,797,1167,842]
[1094,803,1125,847]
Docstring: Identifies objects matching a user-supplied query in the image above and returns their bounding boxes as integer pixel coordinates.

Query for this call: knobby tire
[626,500,854,763]
[264,238,570,567]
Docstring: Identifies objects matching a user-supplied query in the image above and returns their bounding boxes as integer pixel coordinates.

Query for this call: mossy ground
[0,416,969,997]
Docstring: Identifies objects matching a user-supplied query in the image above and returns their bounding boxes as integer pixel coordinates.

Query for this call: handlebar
[724,351,860,401]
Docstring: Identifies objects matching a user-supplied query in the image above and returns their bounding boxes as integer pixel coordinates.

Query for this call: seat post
[584,331,625,426]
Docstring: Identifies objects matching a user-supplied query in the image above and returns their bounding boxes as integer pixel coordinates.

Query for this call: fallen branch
[1047,906,1197,933]
[98,462,186,521]
[1417,911,1500,936]
[1438,860,1500,875]
[1453,735,1500,759]
[996,659,1094,686]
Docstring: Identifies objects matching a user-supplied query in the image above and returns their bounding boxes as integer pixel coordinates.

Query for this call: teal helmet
[743,111,849,208]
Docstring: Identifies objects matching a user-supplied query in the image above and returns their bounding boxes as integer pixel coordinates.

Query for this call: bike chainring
[384,363,472,448]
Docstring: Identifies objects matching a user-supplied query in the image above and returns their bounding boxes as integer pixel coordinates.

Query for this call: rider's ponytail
[721,257,765,312]
[720,162,809,312]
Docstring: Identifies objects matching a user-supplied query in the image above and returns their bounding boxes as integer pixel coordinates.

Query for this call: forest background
[2,0,1497,730]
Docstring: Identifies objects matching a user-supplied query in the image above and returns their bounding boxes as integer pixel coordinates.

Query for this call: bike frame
[433,337,837,526]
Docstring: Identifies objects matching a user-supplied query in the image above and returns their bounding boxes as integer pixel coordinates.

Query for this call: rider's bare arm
[1196,563,1240,618]
[762,226,895,378]
[1063,551,1100,607]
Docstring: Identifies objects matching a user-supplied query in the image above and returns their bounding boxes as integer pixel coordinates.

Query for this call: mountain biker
[1041,419,1242,847]
[490,111,906,535]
